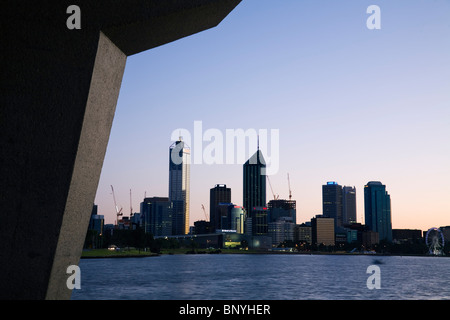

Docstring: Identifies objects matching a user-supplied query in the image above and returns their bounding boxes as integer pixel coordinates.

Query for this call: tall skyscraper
[169,137,190,235]
[364,181,392,242]
[342,186,357,225]
[243,149,266,213]
[322,181,343,229]
[210,184,231,231]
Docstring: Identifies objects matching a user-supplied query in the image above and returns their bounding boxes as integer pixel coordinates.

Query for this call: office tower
[140,197,172,236]
[342,186,357,225]
[88,204,103,235]
[251,206,268,236]
[322,182,343,229]
[216,203,232,231]
[268,216,295,246]
[229,205,246,234]
[268,199,296,223]
[364,181,392,242]
[295,223,312,245]
[210,184,231,231]
[169,137,190,235]
[311,215,335,246]
[243,149,266,214]
[212,203,246,233]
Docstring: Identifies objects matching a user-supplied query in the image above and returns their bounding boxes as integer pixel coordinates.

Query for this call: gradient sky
[95,0,450,232]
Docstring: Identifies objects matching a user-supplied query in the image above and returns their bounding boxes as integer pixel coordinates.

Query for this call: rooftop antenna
[287,173,292,200]
[130,188,133,216]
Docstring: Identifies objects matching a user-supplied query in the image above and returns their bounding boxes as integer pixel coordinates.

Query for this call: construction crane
[201,204,208,221]
[266,175,279,200]
[287,173,292,200]
[110,185,123,226]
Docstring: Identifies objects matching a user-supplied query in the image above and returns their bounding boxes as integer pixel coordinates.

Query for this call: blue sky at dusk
[95,0,450,231]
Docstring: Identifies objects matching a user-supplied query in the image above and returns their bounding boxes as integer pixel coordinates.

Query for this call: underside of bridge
[0,0,241,300]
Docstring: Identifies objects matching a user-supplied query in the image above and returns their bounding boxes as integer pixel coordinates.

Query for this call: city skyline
[94,1,450,232]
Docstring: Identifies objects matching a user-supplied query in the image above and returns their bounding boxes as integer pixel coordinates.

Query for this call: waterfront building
[140,197,173,236]
[210,184,231,231]
[229,205,246,234]
[215,203,246,234]
[439,226,450,243]
[295,223,312,244]
[311,215,335,246]
[392,229,422,243]
[169,137,190,235]
[364,181,392,242]
[342,186,357,225]
[268,217,295,246]
[251,206,268,236]
[362,230,379,248]
[322,182,343,229]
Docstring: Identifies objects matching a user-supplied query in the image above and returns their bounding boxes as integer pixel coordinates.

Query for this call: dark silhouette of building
[364,181,392,242]
[169,138,190,235]
[243,149,266,214]
[140,197,172,236]
[342,186,357,225]
[251,206,269,236]
[193,220,212,235]
[210,184,231,231]
[243,148,267,236]
[311,215,335,246]
[268,199,296,223]
[392,229,422,243]
[322,182,343,229]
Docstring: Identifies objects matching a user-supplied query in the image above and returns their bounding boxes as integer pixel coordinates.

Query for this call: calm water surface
[71,254,450,300]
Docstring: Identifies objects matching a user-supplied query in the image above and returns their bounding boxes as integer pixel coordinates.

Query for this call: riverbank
[81,248,443,258]
[81,248,159,259]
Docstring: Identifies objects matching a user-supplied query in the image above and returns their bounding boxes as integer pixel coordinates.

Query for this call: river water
[71,254,450,300]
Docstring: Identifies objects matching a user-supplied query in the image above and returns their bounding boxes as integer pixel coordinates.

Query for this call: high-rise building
[268,199,296,223]
[243,149,266,214]
[214,203,246,234]
[216,202,232,231]
[169,137,190,235]
[229,205,246,234]
[311,215,335,246]
[140,197,173,236]
[364,181,392,242]
[268,216,295,246]
[210,184,231,231]
[322,182,343,229]
[251,206,268,236]
[342,186,357,225]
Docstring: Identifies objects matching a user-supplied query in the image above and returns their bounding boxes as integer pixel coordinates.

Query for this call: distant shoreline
[81,248,446,259]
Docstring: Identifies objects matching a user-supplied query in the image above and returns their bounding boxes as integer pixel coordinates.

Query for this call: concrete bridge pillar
[0,0,240,300]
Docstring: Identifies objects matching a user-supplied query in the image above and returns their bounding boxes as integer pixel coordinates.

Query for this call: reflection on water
[71,254,450,300]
